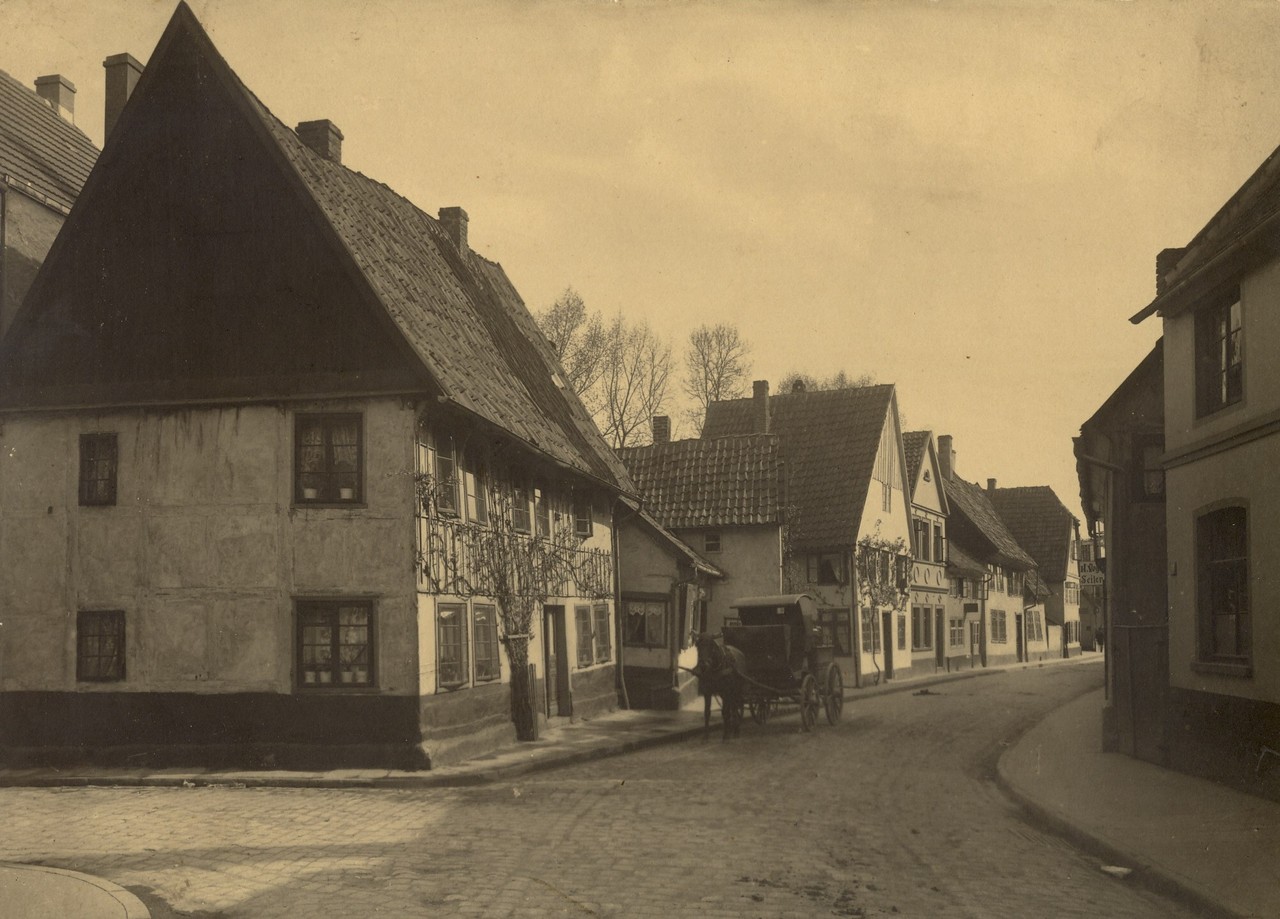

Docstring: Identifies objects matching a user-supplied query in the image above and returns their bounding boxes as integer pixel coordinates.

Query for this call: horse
[692,633,748,741]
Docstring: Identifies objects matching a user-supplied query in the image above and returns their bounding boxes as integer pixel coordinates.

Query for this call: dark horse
[693,634,748,741]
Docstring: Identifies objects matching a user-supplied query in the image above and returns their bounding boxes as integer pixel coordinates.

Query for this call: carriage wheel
[825,664,844,725]
[749,699,771,725]
[799,674,819,732]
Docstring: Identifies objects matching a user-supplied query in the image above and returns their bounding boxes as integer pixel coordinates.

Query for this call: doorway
[969,620,983,667]
[542,605,571,717]
[1016,613,1025,662]
[935,609,946,671]
[881,611,895,680]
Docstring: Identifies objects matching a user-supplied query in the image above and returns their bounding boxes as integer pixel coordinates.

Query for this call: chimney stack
[439,207,468,252]
[1155,247,1187,296]
[987,477,997,494]
[651,415,671,444]
[296,119,343,164]
[103,52,143,140]
[938,434,954,482]
[34,74,76,122]
[752,380,770,434]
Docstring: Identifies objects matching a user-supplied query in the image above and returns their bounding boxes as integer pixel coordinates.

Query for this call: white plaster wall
[0,399,420,694]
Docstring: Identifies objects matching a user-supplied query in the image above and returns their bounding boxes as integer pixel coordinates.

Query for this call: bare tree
[777,369,876,393]
[682,323,752,434]
[536,288,607,397]
[536,291,672,449]
[598,315,672,449]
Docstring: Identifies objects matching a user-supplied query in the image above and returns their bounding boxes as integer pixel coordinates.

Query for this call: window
[704,532,722,554]
[534,481,552,537]
[1133,433,1165,500]
[511,478,532,533]
[473,604,500,682]
[913,519,931,561]
[1064,582,1079,605]
[991,567,1006,595]
[298,600,373,688]
[911,605,933,651]
[593,602,612,663]
[77,610,125,681]
[432,429,460,515]
[1027,610,1044,643]
[1197,505,1249,664]
[1196,296,1243,416]
[436,602,469,689]
[808,552,848,585]
[949,617,964,649]
[933,525,945,564]
[882,481,892,512]
[818,608,853,657]
[991,609,1007,643]
[897,614,906,651]
[1063,620,1079,646]
[860,607,881,653]
[575,604,595,667]
[465,457,489,524]
[79,433,118,506]
[296,414,362,504]
[1008,571,1022,597]
[573,491,593,538]
[624,597,667,647]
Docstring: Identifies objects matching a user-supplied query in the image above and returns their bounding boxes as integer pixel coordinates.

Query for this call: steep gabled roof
[990,485,1078,584]
[945,475,1036,570]
[618,434,780,529]
[946,540,988,578]
[0,68,98,211]
[0,3,628,490]
[903,430,929,487]
[702,385,898,549]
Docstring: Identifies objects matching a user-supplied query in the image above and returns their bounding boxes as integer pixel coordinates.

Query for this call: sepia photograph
[0,0,1276,915]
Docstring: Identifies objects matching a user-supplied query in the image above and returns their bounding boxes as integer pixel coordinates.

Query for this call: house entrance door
[935,609,945,670]
[1016,613,1025,662]
[543,605,571,717]
[881,611,894,680]
[969,620,982,666]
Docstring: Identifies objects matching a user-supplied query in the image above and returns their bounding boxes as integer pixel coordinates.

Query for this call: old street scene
[0,2,1278,918]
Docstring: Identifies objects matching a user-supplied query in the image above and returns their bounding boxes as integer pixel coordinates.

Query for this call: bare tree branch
[682,323,752,435]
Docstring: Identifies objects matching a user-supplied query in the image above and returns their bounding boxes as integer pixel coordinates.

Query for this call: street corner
[0,862,151,919]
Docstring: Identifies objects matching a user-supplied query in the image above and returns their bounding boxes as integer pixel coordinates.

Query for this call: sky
[4,0,1280,518]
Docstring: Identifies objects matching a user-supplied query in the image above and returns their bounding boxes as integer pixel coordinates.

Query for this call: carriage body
[721,593,843,729]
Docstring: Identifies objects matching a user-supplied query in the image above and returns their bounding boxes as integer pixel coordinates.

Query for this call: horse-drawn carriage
[694,593,844,737]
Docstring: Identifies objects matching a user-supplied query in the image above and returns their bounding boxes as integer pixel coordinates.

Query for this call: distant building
[902,431,951,673]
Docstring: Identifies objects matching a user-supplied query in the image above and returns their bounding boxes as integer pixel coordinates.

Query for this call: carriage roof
[728,594,820,629]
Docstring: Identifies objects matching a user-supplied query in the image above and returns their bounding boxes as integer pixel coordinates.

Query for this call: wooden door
[543,605,571,717]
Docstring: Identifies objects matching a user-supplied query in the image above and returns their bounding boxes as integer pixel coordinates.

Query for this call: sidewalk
[0,862,150,919]
[998,687,1280,919]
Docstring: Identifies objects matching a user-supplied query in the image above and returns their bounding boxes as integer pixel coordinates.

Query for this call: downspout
[612,497,638,710]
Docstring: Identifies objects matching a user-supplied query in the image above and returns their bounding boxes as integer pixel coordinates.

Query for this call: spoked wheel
[749,699,772,725]
[825,664,844,725]
[799,674,820,732]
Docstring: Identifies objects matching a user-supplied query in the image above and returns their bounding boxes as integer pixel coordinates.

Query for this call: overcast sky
[5,0,1279,517]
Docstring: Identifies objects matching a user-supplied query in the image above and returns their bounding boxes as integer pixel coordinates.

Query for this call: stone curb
[994,721,1245,919]
[0,862,152,919]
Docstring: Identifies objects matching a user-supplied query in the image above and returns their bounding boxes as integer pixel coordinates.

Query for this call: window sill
[1190,660,1253,678]
[295,502,367,510]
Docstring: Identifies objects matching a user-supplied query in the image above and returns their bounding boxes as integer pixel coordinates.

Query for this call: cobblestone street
[1,661,1195,918]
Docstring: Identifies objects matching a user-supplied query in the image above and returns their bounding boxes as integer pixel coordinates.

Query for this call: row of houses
[0,3,1087,770]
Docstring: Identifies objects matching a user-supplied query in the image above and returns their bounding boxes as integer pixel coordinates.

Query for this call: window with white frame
[991,609,1008,644]
[860,607,881,653]
[911,605,933,651]
[473,603,500,682]
[437,603,469,689]
[949,617,964,649]
[1195,296,1243,417]
[593,602,612,663]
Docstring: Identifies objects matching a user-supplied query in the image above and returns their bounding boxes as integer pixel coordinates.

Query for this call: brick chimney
[34,74,75,122]
[296,120,343,164]
[938,434,955,482]
[1155,247,1187,296]
[752,380,770,434]
[103,52,143,140]
[987,478,997,494]
[651,415,671,444]
[439,207,468,252]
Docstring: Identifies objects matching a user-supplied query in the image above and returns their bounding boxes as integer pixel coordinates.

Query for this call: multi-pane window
[1064,582,1079,605]
[704,532,722,553]
[882,481,892,512]
[466,459,489,524]
[77,610,125,681]
[808,552,848,585]
[296,414,362,504]
[1195,297,1243,417]
[573,492,593,538]
[298,600,373,687]
[575,604,594,667]
[511,478,532,533]
[949,617,964,648]
[990,609,1007,643]
[1197,505,1249,664]
[860,607,881,654]
[534,482,552,537]
[911,605,933,651]
[818,608,853,657]
[433,429,460,515]
[624,597,667,647]
[437,603,469,689]
[912,519,931,561]
[593,603,612,663]
[933,525,945,564]
[473,604,500,682]
[79,433,118,506]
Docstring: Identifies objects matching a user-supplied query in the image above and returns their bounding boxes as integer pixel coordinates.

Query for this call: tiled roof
[903,430,930,490]
[0,68,97,211]
[702,385,896,549]
[1026,568,1051,600]
[990,486,1077,584]
[946,541,987,578]
[945,475,1036,569]
[618,434,780,529]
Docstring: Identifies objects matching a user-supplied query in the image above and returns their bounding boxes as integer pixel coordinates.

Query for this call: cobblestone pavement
[1,661,1197,918]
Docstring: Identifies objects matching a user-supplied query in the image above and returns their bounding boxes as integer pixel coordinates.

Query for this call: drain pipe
[612,496,638,710]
